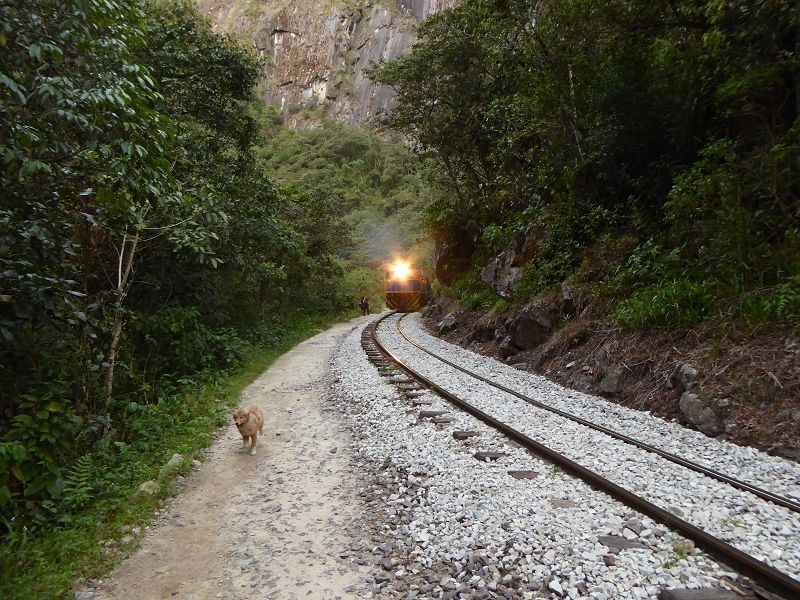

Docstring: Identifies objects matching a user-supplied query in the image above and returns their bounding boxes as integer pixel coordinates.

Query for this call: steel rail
[369,312,800,600]
[394,314,800,515]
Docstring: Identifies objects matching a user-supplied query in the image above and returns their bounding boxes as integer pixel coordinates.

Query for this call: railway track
[362,312,800,600]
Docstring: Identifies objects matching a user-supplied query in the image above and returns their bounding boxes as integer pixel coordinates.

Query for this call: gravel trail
[92,318,373,600]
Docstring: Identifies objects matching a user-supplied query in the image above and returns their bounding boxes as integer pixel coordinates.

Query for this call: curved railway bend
[347,312,800,599]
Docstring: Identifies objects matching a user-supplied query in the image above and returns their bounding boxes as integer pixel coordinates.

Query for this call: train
[384,260,431,312]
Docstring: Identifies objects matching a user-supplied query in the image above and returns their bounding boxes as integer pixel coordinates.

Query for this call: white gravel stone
[328,315,791,599]
[371,313,800,580]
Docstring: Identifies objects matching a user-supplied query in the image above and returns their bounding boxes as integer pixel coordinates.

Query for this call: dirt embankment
[423,295,800,461]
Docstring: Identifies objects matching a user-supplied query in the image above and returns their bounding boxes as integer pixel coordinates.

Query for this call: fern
[62,454,94,511]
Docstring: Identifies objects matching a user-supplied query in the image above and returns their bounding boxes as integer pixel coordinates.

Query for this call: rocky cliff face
[197,0,458,123]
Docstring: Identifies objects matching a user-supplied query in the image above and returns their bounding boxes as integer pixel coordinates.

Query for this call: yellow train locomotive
[384,260,431,312]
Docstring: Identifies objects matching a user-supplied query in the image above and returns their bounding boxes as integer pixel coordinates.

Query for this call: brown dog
[233,405,264,455]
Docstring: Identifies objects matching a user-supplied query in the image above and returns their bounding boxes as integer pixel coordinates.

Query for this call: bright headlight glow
[391,260,411,281]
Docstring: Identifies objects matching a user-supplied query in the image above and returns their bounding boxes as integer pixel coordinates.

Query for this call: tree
[373,0,799,300]
[0,0,180,511]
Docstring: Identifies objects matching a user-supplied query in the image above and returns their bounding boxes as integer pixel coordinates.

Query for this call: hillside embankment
[423,295,800,462]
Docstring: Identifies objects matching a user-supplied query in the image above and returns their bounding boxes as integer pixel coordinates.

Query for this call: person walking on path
[359,296,370,316]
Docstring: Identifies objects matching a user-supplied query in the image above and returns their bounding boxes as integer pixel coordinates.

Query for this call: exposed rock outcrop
[481,223,548,299]
[669,364,698,392]
[466,325,495,343]
[599,366,627,395]
[197,0,460,124]
[560,282,575,317]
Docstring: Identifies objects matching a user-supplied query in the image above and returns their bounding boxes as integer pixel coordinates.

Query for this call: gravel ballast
[402,313,800,503]
[374,313,800,582]
[330,317,769,599]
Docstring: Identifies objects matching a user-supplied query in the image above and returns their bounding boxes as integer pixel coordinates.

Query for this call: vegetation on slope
[372,0,800,327]
[254,107,443,307]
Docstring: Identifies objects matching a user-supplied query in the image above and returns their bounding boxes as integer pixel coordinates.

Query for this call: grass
[0,312,340,599]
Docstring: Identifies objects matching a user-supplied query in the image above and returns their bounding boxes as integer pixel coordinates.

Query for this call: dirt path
[95,319,371,600]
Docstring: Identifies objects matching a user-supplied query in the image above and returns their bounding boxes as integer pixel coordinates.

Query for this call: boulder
[569,371,593,393]
[715,397,733,418]
[507,299,555,350]
[437,313,458,335]
[600,366,626,395]
[669,364,698,392]
[480,251,522,300]
[591,348,611,376]
[679,392,724,436]
[136,480,158,496]
[516,222,547,263]
[158,453,184,480]
[166,453,183,468]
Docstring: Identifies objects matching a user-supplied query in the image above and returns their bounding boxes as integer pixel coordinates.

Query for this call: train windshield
[386,278,422,293]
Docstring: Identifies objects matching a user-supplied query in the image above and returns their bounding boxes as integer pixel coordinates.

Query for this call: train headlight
[391,260,411,281]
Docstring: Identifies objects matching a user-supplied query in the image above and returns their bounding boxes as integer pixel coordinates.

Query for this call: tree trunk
[104,230,140,403]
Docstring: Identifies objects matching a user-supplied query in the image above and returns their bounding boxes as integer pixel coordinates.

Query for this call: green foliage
[256,118,435,266]
[374,0,799,327]
[130,308,251,377]
[61,455,95,513]
[0,393,82,522]
[613,280,718,329]
[0,0,353,532]
[342,266,385,311]
[450,267,503,312]
[601,239,685,295]
[740,276,800,324]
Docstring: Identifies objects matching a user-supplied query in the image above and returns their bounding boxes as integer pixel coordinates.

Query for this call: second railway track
[366,311,800,599]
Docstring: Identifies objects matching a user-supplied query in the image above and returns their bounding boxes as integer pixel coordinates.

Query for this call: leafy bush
[600,239,685,295]
[0,393,83,522]
[613,280,718,329]
[512,209,582,299]
[61,455,95,514]
[739,276,800,324]
[131,308,251,380]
